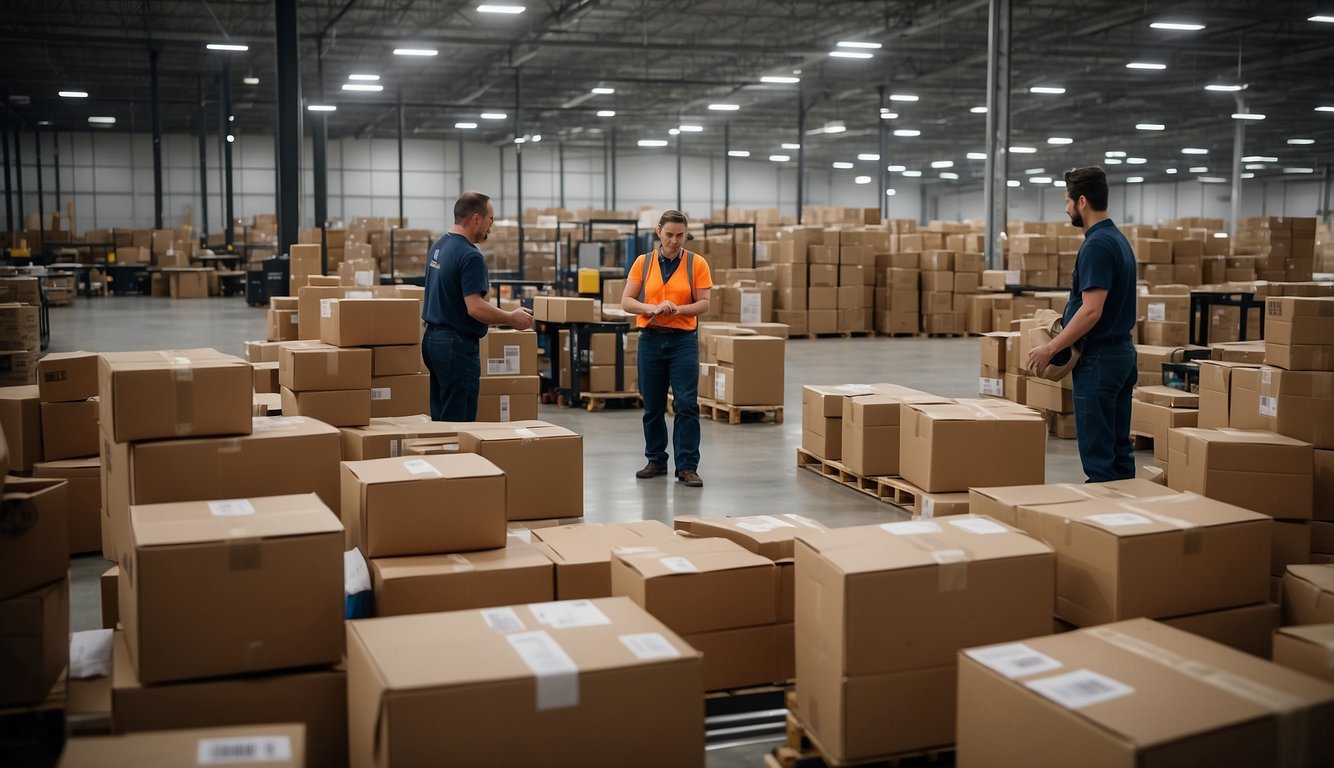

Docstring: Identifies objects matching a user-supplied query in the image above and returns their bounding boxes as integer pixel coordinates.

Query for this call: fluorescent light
[1311,15,1334,22]
[939,172,959,180]
[1126,176,1144,183]
[1053,180,1066,188]
[857,153,881,161]
[823,123,847,134]
[1105,151,1127,158]
[885,189,896,196]
[591,87,615,94]
[206,43,249,51]
[1024,168,1046,175]
[307,104,337,112]
[1188,166,1208,173]
[668,129,680,136]
[893,129,920,137]
[1136,123,1165,131]
[1316,106,1334,112]
[887,165,906,172]
[1242,172,1255,179]
[678,124,703,132]
[530,134,541,142]
[854,176,873,184]
[1030,176,1053,184]
[1205,84,1245,92]
[1047,137,1074,145]
[596,110,615,118]
[760,75,800,84]
[477,4,526,13]
[831,161,855,170]
[1199,177,1227,183]
[781,143,801,150]
[1126,62,1167,70]
[970,106,988,114]
[87,116,115,124]
[769,154,790,162]
[837,41,882,49]
[342,84,383,92]
[1007,180,1020,187]
[1213,232,1228,238]
[1245,164,1266,170]
[1285,167,1315,174]
[1150,21,1205,31]
[1241,156,1277,162]
[513,137,526,144]
[829,51,874,59]
[966,152,987,160]
[481,112,507,119]
[36,121,50,126]
[1008,146,1037,154]
[889,94,918,102]
[1105,158,1122,165]
[348,74,380,81]
[708,103,740,111]
[879,111,899,120]
[1165,168,1177,174]
[58,90,88,98]
[638,139,668,147]
[455,122,478,129]
[1127,158,1147,165]
[1029,86,1065,94]
[393,48,438,56]
[1288,138,1315,145]
[243,76,260,85]
[1181,147,1209,155]
[728,150,750,158]
[932,160,954,169]
[226,134,235,142]
[1231,113,1265,120]
[902,171,922,177]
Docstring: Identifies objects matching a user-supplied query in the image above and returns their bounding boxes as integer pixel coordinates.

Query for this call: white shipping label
[715,371,726,400]
[290,313,299,325]
[1261,369,1273,385]
[1087,513,1153,528]
[529,599,612,629]
[979,377,1004,396]
[197,736,293,765]
[371,387,391,401]
[965,643,1063,680]
[1259,395,1277,417]
[343,549,372,596]
[620,632,682,661]
[1147,302,1166,322]
[346,290,373,299]
[1004,270,1020,284]
[881,520,942,536]
[354,270,374,287]
[487,358,508,375]
[949,517,1008,535]
[208,499,255,517]
[659,556,699,574]
[500,395,511,422]
[320,298,335,318]
[920,497,936,519]
[403,459,442,476]
[482,607,526,634]
[506,631,580,710]
[504,345,521,374]
[740,292,762,323]
[1025,669,1135,710]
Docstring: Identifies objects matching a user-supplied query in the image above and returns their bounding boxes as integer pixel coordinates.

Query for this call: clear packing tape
[882,521,972,592]
[1062,493,1204,555]
[166,352,195,436]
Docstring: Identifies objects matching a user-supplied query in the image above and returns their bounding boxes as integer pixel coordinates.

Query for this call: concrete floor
[48,293,1138,766]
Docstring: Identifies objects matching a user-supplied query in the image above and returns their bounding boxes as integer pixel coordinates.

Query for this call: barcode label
[660,556,699,574]
[949,517,1007,535]
[714,371,726,400]
[371,387,391,400]
[740,292,762,324]
[500,395,511,422]
[320,298,335,318]
[620,632,681,661]
[504,345,521,373]
[529,599,611,629]
[506,631,580,710]
[1261,369,1272,385]
[966,643,1063,679]
[1025,669,1134,709]
[979,377,1003,396]
[208,500,255,517]
[403,459,441,476]
[1259,395,1277,417]
[482,607,526,634]
[881,521,942,536]
[354,270,374,287]
[197,735,293,764]
[1087,513,1152,528]
[487,358,508,375]
[1147,303,1166,322]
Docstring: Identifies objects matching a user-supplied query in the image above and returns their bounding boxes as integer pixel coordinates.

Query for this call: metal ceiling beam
[274,0,302,261]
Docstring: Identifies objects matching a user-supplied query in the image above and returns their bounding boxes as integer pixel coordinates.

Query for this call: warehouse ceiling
[2,0,1333,189]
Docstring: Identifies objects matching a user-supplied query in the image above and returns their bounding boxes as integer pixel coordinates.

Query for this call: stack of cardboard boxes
[279,342,373,427]
[1237,216,1318,282]
[0,292,41,385]
[266,296,300,341]
[1129,385,1198,465]
[1136,286,1191,346]
[32,352,102,554]
[478,326,540,420]
[710,334,785,407]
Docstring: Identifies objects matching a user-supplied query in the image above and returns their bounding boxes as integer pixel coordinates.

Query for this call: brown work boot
[676,468,703,487]
[636,460,668,479]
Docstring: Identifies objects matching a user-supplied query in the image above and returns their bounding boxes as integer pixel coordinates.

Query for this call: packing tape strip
[165,352,196,436]
[1090,627,1310,768]
[897,532,971,592]
[325,349,340,378]
[227,530,263,571]
[1118,497,1204,555]
[506,630,580,710]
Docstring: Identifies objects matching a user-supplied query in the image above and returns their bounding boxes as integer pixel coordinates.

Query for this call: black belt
[641,325,694,335]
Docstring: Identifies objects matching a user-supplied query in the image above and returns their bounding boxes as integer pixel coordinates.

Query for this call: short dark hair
[454,191,491,224]
[1064,166,1109,211]
[658,209,688,228]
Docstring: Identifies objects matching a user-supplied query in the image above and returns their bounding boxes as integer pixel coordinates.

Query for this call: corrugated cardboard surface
[529,521,677,599]
[0,478,67,600]
[368,374,428,418]
[37,351,98,403]
[0,384,43,471]
[0,578,68,707]
[339,415,465,460]
[1159,601,1281,658]
[673,514,828,561]
[60,723,307,768]
[371,544,554,616]
[967,479,1175,528]
[98,349,253,443]
[457,422,583,521]
[1283,565,1334,625]
[280,387,372,427]
[900,400,1046,492]
[34,458,99,554]
[1167,427,1314,520]
[279,343,372,391]
[1272,623,1334,683]
[319,298,420,347]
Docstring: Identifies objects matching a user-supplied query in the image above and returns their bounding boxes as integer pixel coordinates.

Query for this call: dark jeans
[638,329,700,471]
[1072,336,1137,482]
[422,327,480,422]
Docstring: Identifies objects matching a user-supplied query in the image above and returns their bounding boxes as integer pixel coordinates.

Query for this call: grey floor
[49,294,1136,766]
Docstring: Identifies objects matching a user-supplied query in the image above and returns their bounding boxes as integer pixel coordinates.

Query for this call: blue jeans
[1072,336,1137,482]
[638,329,700,471]
[422,327,480,421]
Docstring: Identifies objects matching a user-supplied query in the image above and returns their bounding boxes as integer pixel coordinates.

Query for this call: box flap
[130,493,343,548]
[612,536,773,578]
[374,544,552,579]
[1031,492,1268,538]
[795,516,1052,575]
[344,452,504,484]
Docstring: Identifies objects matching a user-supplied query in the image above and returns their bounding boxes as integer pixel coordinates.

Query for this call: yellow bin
[578,268,600,294]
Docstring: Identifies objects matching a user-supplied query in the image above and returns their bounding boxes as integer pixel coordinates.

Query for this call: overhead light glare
[1047,137,1074,145]
[823,123,847,134]
[1024,168,1046,175]
[893,129,921,137]
[1242,172,1255,179]
[708,103,740,111]
[307,104,336,112]
[1030,176,1053,184]
[1311,15,1334,22]
[1315,106,1334,112]
[668,129,680,136]
[781,143,801,150]
[1106,158,1123,165]
[1029,86,1065,94]
[477,4,526,13]
[970,106,988,114]
[1126,176,1144,183]
[243,76,260,85]
[832,161,855,170]
[728,150,751,158]
[1205,84,1245,92]
[879,111,899,120]
[854,175,873,184]
[1231,113,1265,121]
[1165,168,1178,174]
[342,84,384,92]
[1126,157,1147,165]
[1150,21,1205,31]
[829,51,874,59]
[480,112,507,119]
[226,134,235,142]
[596,110,615,118]
[1245,164,1266,170]
[902,170,922,177]
[1007,180,1021,187]
[1188,166,1209,173]
[591,87,615,94]
[931,160,954,168]
[1284,167,1315,174]
[1181,147,1208,154]
[760,76,800,84]
[87,116,116,124]
[1053,180,1066,188]
[769,154,790,162]
[836,41,882,49]
[1199,176,1228,183]
[638,139,668,147]
[1241,156,1277,162]
[348,74,380,81]
[393,48,438,56]
[966,152,987,160]
[1126,62,1167,70]
[455,122,478,129]
[887,165,906,172]
[889,94,918,102]
[857,153,881,161]
[1008,146,1037,154]
[58,91,88,98]
[1288,138,1315,145]
[1105,151,1127,158]
[1136,123,1165,131]
[939,172,959,180]
[885,189,896,196]
[206,43,249,51]
[677,124,703,132]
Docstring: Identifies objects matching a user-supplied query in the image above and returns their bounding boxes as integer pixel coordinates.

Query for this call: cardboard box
[280,386,371,427]
[1013,493,1271,626]
[966,479,1175,529]
[1272,623,1334,683]
[369,374,428,418]
[956,619,1334,768]
[477,375,540,422]
[457,421,583,520]
[480,329,539,376]
[840,392,945,477]
[1283,565,1334,625]
[529,521,677,599]
[684,623,784,691]
[252,361,280,394]
[1159,601,1281,658]
[298,286,346,341]
[120,494,344,684]
[98,349,253,443]
[1167,428,1313,520]
[532,296,597,323]
[345,597,703,767]
[370,544,554,616]
[673,513,828,562]
[1025,378,1073,413]
[37,351,99,403]
[795,518,1054,761]
[1130,397,1199,461]
[279,343,372,391]
[319,298,420,347]
[341,453,507,557]
[59,724,308,768]
[1257,367,1334,449]
[1318,450,1334,523]
[371,344,423,376]
[1230,367,1265,429]
[1198,360,1261,428]
[1265,296,1334,371]
[0,478,67,601]
[0,303,39,352]
[0,578,68,708]
[0,349,40,386]
[900,400,1046,493]
[33,457,100,555]
[39,398,98,460]
[0,386,41,471]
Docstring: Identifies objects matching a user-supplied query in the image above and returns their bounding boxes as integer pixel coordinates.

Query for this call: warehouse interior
[3,2,1334,767]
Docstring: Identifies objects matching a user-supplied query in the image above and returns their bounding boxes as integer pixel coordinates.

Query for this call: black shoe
[676,469,703,487]
[636,461,669,479]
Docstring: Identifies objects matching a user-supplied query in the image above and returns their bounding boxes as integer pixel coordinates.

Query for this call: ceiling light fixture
[966,152,987,160]
[1189,166,1209,173]
[1053,180,1066,188]
[879,111,899,120]
[477,4,526,13]
[342,84,384,92]
[1008,146,1037,153]
[1007,180,1020,187]
[824,123,847,134]
[902,170,922,177]
[206,43,249,52]
[87,116,115,124]
[854,175,873,184]
[596,110,615,118]
[307,104,336,112]
[1205,84,1245,92]
[1181,147,1209,154]
[1030,176,1053,184]
[893,129,921,137]
[1127,157,1148,165]
[481,112,507,119]
[769,154,791,162]
[886,189,897,196]
[677,124,704,132]
[970,106,988,114]
[1024,168,1046,175]
[1136,123,1165,131]
[1288,138,1315,145]
[781,143,801,151]
[1126,62,1167,70]
[1315,106,1334,112]
[638,139,668,147]
[1150,21,1205,31]
[1105,158,1123,165]
[832,162,855,169]
[1029,86,1065,94]
[1200,177,1227,183]
[1245,164,1266,170]
[59,90,88,98]
[887,165,906,172]
[829,51,874,59]
[1126,177,1144,183]
[1165,168,1178,174]
[226,134,235,142]
[708,103,740,111]
[1241,155,1277,162]
[455,122,478,129]
[939,172,959,180]
[889,94,919,102]
[1047,137,1074,144]
[857,153,881,161]
[591,87,615,94]
[243,76,260,85]
[1310,15,1334,22]
[836,41,882,49]
[760,75,800,84]
[393,48,438,56]
[348,74,380,81]
[1105,151,1127,158]
[1242,172,1255,179]
[668,129,680,136]
[1231,113,1265,120]
[1285,167,1316,174]
[932,160,954,168]
[728,150,751,158]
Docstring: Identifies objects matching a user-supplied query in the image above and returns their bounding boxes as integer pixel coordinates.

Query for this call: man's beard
[1069,212,1083,228]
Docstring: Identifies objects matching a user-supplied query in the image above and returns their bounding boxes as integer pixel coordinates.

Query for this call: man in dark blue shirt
[422,191,532,421]
[1028,167,1138,481]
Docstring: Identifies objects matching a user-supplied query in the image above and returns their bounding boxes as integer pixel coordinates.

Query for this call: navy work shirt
[1063,218,1137,343]
[422,232,489,339]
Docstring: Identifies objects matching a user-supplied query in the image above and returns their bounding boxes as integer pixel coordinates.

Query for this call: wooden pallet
[876,476,920,509]
[567,391,641,412]
[776,692,956,767]
[795,449,895,502]
[699,397,783,425]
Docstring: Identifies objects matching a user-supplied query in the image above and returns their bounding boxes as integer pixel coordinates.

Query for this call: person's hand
[1027,343,1056,374]
[655,300,678,316]
[508,307,534,330]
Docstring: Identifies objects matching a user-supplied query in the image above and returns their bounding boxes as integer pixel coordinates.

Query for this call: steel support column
[675,129,683,212]
[514,67,524,274]
[723,122,731,219]
[313,34,329,272]
[2,106,12,234]
[151,48,164,229]
[1229,95,1245,237]
[796,87,805,223]
[274,0,302,259]
[558,141,565,209]
[982,0,1012,270]
[222,60,235,251]
[397,87,405,225]
[610,126,617,209]
[197,75,209,238]
[878,86,889,218]
[13,123,23,228]
[457,132,465,195]
[53,129,61,215]
[34,127,44,251]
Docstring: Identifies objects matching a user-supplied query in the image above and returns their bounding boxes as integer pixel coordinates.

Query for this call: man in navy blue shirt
[1028,167,1138,481]
[422,191,533,421]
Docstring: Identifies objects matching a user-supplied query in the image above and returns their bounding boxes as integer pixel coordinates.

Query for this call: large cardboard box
[37,351,99,402]
[371,344,423,377]
[1130,397,1199,461]
[40,399,98,460]
[1283,565,1334,625]
[33,457,100,554]
[370,544,554,616]
[1257,367,1334,449]
[0,578,68,708]
[532,296,597,323]
[341,453,507,557]
[99,349,253,443]
[1198,360,1261,428]
[477,375,540,422]
[298,285,346,341]
[1265,296,1334,371]
[319,298,420,347]
[279,343,372,391]
[1159,601,1281,658]
[528,521,677,599]
[956,619,1334,768]
[900,400,1046,492]
[339,415,464,460]
[120,494,344,684]
[0,478,67,600]
[795,517,1055,761]
[480,329,539,376]
[840,392,947,477]
[1272,623,1334,683]
[280,387,372,427]
[968,478,1179,528]
[59,724,308,768]
[0,383,42,470]
[369,374,428,418]
[456,421,582,521]
[1167,428,1313,520]
[1013,493,1271,626]
[345,597,704,768]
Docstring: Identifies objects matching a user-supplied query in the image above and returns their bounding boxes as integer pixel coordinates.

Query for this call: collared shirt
[658,249,684,282]
[422,232,489,339]
[1063,218,1137,342]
